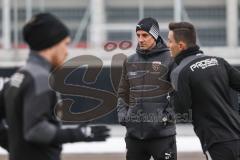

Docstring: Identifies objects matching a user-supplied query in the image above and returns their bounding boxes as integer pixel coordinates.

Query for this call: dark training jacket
[170,46,240,151]
[0,78,8,151]
[117,37,176,140]
[4,53,92,160]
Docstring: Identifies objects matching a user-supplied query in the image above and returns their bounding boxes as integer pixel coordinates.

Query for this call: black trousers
[206,140,240,160]
[125,135,177,160]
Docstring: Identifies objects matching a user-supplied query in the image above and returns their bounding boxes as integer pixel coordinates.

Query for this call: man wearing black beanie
[117,17,176,160]
[4,13,109,160]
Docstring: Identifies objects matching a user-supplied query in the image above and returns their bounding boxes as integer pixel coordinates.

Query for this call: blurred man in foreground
[4,13,109,160]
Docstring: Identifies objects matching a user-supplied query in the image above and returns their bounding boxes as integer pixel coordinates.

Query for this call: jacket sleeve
[0,78,8,119]
[22,73,59,144]
[22,73,93,145]
[223,59,240,92]
[222,59,240,114]
[0,79,8,151]
[117,59,130,126]
[171,71,192,122]
[0,79,5,120]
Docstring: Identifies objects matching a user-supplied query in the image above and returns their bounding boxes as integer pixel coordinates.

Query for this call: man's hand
[80,125,110,142]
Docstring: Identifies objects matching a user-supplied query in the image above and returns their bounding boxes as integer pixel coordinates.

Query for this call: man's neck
[38,50,53,64]
[148,41,157,50]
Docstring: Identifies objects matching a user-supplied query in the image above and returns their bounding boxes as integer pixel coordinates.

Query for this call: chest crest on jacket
[152,61,162,71]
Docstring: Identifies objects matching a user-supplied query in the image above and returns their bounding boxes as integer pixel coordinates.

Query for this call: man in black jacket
[168,22,240,160]
[4,13,109,160]
[117,17,176,160]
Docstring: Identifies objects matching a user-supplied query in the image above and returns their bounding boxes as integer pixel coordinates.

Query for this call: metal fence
[0,0,239,49]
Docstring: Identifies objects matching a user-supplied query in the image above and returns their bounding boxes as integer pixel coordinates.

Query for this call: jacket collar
[136,36,169,58]
[28,52,52,71]
[174,45,203,65]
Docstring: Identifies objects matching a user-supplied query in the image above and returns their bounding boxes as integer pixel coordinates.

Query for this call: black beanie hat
[136,17,160,41]
[23,13,69,51]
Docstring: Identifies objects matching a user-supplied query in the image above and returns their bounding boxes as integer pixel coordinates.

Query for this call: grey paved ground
[109,124,195,137]
[62,153,205,160]
[0,153,206,160]
[0,124,205,160]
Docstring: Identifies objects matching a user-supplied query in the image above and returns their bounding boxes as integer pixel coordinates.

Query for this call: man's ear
[178,41,187,50]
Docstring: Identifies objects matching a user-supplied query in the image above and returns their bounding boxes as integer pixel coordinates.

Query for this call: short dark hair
[168,22,196,47]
